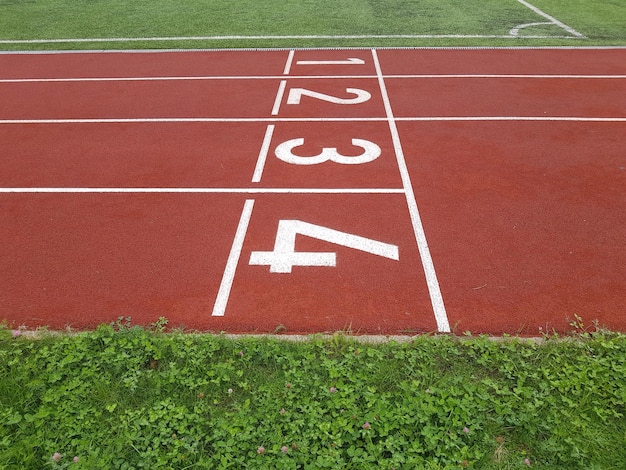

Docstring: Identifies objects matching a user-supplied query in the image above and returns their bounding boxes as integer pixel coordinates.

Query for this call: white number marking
[275,138,381,165]
[286,87,371,105]
[295,58,366,65]
[249,220,399,273]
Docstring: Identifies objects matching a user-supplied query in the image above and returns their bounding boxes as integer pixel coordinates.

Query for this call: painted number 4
[249,220,399,273]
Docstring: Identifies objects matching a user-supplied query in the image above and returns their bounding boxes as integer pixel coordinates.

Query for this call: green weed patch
[1,323,625,468]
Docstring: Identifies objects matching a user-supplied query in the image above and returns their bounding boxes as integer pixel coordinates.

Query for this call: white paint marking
[271,80,287,116]
[1,117,625,125]
[384,74,626,79]
[515,0,585,38]
[296,58,366,65]
[0,75,344,83]
[252,124,275,183]
[0,34,585,44]
[212,199,255,317]
[372,48,450,333]
[286,87,371,105]
[249,220,399,273]
[2,74,624,84]
[0,117,388,124]
[283,50,295,75]
[394,116,626,122]
[509,22,553,37]
[0,187,406,194]
[275,138,381,165]
[4,47,620,56]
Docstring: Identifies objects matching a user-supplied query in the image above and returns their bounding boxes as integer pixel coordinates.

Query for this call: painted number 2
[287,87,371,105]
[275,138,381,165]
[249,220,399,273]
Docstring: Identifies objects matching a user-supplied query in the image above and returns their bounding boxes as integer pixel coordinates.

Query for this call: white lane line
[0,75,370,82]
[514,0,585,38]
[251,124,275,183]
[384,74,626,79]
[3,74,624,83]
[395,116,626,122]
[372,48,451,333]
[2,116,624,125]
[0,34,584,45]
[212,199,255,317]
[271,80,287,116]
[0,187,406,194]
[0,117,388,124]
[283,50,295,75]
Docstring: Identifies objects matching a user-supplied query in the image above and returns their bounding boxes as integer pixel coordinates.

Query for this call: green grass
[0,0,624,50]
[1,321,625,468]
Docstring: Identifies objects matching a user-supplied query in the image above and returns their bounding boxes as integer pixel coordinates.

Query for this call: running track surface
[1,48,625,335]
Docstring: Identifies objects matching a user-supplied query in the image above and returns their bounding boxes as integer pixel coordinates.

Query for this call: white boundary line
[0,75,372,82]
[252,124,275,183]
[0,73,626,83]
[0,34,584,45]
[2,117,624,125]
[3,74,624,83]
[212,199,255,317]
[0,188,406,194]
[271,80,287,116]
[1,47,622,55]
[372,48,451,333]
[386,74,626,79]
[514,0,585,38]
[283,50,295,75]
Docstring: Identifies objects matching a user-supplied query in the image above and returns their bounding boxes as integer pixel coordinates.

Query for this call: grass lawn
[0,0,624,50]
[1,322,625,469]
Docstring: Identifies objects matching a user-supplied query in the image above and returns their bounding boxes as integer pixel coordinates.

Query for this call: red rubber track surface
[1,48,624,335]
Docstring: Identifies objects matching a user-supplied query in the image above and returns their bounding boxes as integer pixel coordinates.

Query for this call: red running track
[1,48,625,335]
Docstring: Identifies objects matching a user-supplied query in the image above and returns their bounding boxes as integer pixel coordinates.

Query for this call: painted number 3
[275,138,381,165]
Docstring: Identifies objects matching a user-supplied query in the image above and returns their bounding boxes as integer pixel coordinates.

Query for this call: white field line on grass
[1,47,623,56]
[514,0,585,38]
[0,34,583,45]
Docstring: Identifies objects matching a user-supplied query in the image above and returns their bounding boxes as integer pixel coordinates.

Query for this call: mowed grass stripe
[1,0,623,49]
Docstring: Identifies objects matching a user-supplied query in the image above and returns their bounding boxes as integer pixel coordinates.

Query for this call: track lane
[1,48,624,334]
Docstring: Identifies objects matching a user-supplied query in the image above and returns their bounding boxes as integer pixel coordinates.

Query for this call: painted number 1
[249,220,399,273]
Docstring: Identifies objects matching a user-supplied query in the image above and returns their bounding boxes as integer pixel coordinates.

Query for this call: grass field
[0,0,624,50]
